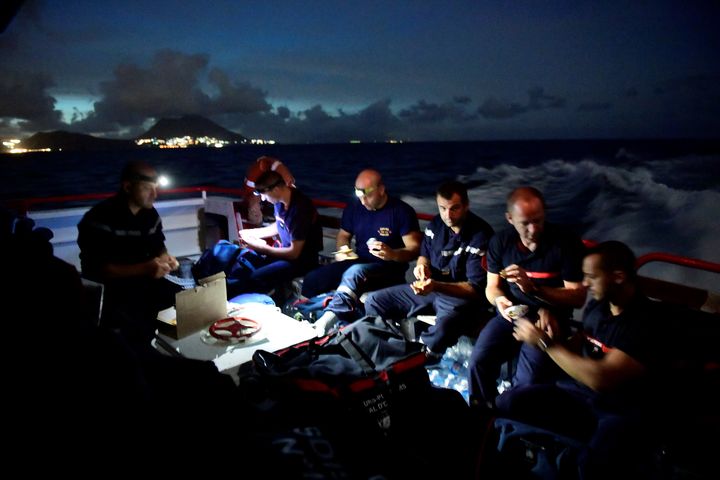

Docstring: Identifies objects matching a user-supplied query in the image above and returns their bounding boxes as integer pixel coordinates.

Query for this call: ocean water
[2,139,719,288]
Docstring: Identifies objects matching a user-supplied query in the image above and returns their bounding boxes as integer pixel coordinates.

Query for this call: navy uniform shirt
[579,294,665,410]
[487,223,585,315]
[340,196,420,265]
[77,193,166,281]
[421,211,495,293]
[582,295,662,367]
[275,188,323,269]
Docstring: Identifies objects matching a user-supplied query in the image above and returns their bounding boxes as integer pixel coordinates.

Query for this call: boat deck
[8,187,720,478]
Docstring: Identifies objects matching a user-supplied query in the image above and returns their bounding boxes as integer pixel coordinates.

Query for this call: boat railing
[6,186,719,313]
[581,240,719,312]
[635,253,720,313]
[7,186,243,214]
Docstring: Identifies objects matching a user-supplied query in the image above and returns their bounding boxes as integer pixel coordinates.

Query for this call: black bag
[250,315,430,434]
[241,316,476,478]
[491,417,584,480]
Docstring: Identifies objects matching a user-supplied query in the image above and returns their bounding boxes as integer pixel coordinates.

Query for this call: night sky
[1,0,718,143]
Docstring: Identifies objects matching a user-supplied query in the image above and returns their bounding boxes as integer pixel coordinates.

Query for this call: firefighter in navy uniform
[78,160,181,345]
[497,241,667,479]
[365,180,495,360]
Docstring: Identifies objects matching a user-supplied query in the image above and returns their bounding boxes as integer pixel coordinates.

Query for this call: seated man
[242,155,295,226]
[5,207,239,448]
[364,180,495,361]
[303,168,421,335]
[238,170,323,296]
[496,241,667,479]
[468,187,586,409]
[77,160,182,345]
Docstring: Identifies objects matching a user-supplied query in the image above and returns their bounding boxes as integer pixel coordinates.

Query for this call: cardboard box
[157,272,227,339]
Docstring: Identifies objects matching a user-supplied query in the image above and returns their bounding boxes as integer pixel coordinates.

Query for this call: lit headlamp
[354,186,376,198]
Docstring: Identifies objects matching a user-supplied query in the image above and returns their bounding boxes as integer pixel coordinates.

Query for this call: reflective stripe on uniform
[87,216,161,236]
[337,284,358,300]
[440,245,486,257]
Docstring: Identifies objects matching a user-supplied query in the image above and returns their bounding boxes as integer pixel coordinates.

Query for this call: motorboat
[7,185,720,478]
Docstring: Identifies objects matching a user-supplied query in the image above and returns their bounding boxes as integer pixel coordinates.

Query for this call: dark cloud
[477,87,565,120]
[276,106,291,120]
[527,87,565,110]
[576,102,612,112]
[0,67,63,131]
[73,50,211,133]
[2,33,717,143]
[219,99,404,144]
[207,68,271,115]
[477,97,527,119]
[453,96,472,105]
[398,100,476,124]
[2,2,719,142]
[71,49,271,135]
[289,100,401,143]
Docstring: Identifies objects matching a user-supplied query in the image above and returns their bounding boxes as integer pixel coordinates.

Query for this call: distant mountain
[139,115,246,143]
[17,115,247,151]
[22,131,135,151]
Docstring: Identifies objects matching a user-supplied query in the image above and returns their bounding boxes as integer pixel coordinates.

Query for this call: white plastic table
[154,302,316,383]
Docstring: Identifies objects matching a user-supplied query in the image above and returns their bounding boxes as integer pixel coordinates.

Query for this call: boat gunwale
[6,186,720,278]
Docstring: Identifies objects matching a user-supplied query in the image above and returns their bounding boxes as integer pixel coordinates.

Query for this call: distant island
[140,114,246,144]
[3,115,265,153]
[20,131,135,152]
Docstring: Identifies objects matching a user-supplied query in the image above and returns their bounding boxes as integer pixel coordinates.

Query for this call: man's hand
[495,295,514,322]
[500,264,537,294]
[238,230,256,243]
[410,277,434,295]
[239,231,266,251]
[535,307,559,334]
[333,245,358,261]
[413,263,430,281]
[242,237,266,250]
[513,317,555,349]
[149,257,173,279]
[367,239,391,260]
[512,318,542,344]
[158,253,179,271]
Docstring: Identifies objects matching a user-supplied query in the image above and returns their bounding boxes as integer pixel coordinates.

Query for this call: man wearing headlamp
[302,168,422,336]
[78,160,181,346]
[238,170,323,296]
[242,155,295,225]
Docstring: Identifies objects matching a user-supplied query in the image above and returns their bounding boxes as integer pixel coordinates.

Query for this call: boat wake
[402,157,720,289]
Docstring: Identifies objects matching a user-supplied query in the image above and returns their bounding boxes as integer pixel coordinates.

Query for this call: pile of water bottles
[426,336,474,404]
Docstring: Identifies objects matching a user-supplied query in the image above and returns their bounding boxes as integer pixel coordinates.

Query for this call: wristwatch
[537,335,554,352]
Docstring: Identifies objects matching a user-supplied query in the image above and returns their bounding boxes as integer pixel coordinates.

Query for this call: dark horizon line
[9,129,720,146]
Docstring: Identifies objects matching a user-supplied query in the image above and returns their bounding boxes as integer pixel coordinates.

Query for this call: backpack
[242,316,475,478]
[191,240,265,290]
[249,316,430,434]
